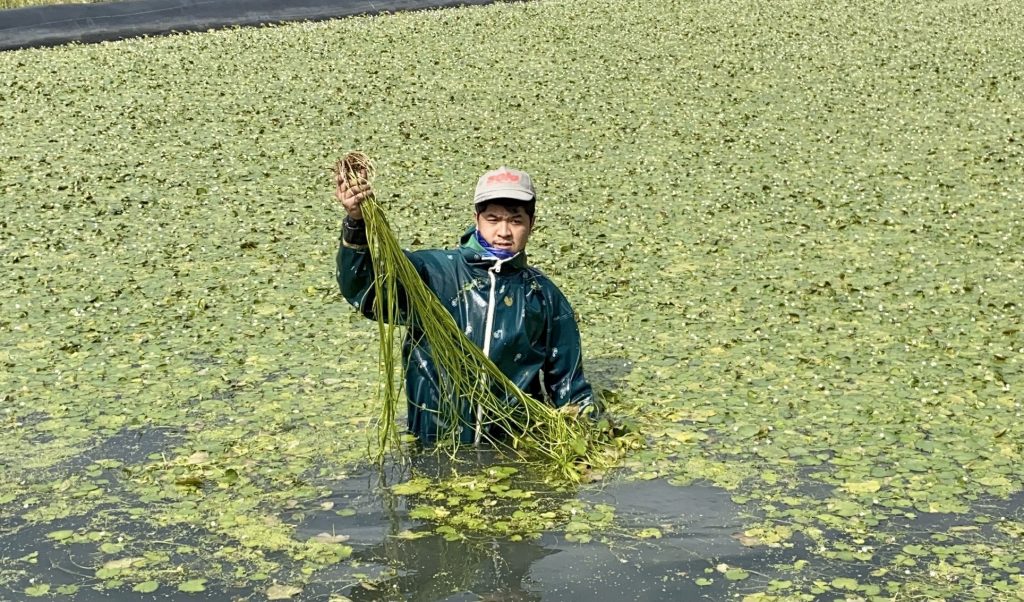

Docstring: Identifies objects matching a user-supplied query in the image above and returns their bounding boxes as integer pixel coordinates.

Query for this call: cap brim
[473,188,535,205]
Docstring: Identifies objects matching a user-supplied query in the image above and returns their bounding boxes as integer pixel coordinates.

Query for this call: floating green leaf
[267,584,303,600]
[45,530,74,542]
[133,581,159,593]
[178,579,207,593]
[100,542,125,554]
[391,478,431,496]
[724,568,749,581]
[24,584,50,597]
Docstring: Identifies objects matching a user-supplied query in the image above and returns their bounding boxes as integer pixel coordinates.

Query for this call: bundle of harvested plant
[335,152,598,481]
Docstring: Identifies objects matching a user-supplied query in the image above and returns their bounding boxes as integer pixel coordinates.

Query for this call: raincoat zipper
[475,256,512,444]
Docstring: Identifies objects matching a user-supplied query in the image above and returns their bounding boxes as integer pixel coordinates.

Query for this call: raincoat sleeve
[543,288,597,413]
[336,218,424,323]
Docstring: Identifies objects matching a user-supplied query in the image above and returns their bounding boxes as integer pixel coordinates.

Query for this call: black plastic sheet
[1,0,496,51]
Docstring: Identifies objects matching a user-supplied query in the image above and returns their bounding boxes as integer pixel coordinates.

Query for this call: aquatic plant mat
[2,0,1023,599]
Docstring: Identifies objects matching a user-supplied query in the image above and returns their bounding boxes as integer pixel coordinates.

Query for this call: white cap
[473,166,536,205]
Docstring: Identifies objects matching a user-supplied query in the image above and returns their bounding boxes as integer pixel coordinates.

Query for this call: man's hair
[474,198,536,219]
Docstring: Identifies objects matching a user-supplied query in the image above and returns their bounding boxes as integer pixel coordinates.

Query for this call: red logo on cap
[487,171,521,185]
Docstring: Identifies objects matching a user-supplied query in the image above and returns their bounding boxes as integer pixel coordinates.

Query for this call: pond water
[295,471,772,601]
[2,419,1022,601]
[0,460,792,602]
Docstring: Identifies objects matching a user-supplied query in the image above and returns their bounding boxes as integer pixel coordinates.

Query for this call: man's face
[474,203,534,254]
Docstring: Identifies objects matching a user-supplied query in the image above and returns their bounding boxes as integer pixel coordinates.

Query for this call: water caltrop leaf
[133,581,159,593]
[178,579,207,592]
[666,430,705,443]
[734,425,761,439]
[46,530,74,541]
[391,478,431,496]
[843,480,881,495]
[267,584,303,600]
[100,542,125,554]
[25,584,50,597]
[830,500,862,517]
[724,568,750,581]
[103,557,143,570]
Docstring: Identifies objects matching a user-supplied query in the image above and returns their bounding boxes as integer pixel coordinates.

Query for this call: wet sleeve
[542,288,597,412]
[336,217,377,318]
[336,217,423,323]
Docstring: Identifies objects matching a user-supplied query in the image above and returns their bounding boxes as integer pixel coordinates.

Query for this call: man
[336,166,596,444]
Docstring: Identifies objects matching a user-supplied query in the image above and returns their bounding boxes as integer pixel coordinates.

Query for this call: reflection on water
[2,402,1021,600]
[350,537,552,601]
[2,435,809,602]
[296,458,789,601]
[23,441,1017,601]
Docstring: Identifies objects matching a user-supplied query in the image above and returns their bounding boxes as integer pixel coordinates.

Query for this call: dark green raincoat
[337,221,595,443]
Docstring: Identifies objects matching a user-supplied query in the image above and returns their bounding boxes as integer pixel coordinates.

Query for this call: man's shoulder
[406,247,468,280]
[409,247,464,264]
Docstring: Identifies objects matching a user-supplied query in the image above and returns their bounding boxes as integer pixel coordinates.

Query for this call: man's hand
[335,170,373,221]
